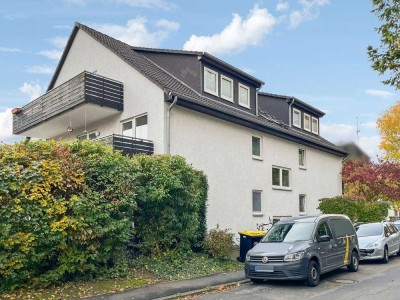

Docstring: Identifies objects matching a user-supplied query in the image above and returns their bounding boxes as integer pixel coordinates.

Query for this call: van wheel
[397,246,400,256]
[305,260,320,287]
[250,278,264,284]
[382,246,389,264]
[347,250,359,272]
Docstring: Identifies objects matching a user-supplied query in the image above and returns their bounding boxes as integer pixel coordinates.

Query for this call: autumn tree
[342,159,400,209]
[367,0,400,89]
[377,101,400,161]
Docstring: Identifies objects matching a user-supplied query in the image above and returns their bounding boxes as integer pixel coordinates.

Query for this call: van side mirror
[317,235,330,242]
[386,232,390,238]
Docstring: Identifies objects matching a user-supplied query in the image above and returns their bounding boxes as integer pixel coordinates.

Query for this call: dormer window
[221,75,233,102]
[304,113,311,132]
[239,83,250,108]
[312,117,319,134]
[293,108,301,128]
[204,67,218,96]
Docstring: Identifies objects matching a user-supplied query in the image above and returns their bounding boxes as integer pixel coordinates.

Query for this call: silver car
[356,222,400,263]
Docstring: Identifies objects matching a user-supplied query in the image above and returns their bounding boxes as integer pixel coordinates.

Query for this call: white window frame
[121,113,148,139]
[299,194,306,215]
[272,166,291,190]
[312,117,319,134]
[252,135,262,160]
[292,108,301,128]
[204,67,219,97]
[220,75,234,102]
[238,83,250,109]
[77,130,99,140]
[303,113,311,132]
[299,148,306,169]
[252,190,263,216]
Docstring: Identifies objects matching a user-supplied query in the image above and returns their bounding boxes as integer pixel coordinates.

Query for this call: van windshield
[261,222,315,243]
[356,223,383,237]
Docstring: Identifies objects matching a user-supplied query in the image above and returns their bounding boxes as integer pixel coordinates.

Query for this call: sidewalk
[86,270,247,300]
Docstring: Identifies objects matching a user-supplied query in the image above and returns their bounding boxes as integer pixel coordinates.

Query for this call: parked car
[244,215,359,287]
[393,220,400,231]
[356,222,400,263]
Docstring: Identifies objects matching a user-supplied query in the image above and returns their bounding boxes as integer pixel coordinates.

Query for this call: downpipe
[166,94,178,154]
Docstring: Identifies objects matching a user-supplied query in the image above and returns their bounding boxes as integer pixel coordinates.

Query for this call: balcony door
[122,114,148,140]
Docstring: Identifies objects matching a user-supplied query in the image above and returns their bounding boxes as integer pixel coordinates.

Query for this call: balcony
[13,72,123,138]
[97,134,154,156]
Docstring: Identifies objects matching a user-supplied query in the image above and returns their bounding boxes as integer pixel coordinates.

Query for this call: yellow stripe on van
[344,234,349,264]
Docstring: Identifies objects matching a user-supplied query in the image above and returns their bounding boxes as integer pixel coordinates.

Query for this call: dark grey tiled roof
[48,22,346,157]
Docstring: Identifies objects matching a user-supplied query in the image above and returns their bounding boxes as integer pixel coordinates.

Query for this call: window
[252,190,262,214]
[135,115,148,140]
[272,167,291,189]
[304,113,311,131]
[292,108,301,128]
[316,222,332,239]
[204,67,218,96]
[122,114,148,139]
[299,195,306,214]
[299,149,306,168]
[312,117,319,134]
[238,83,250,108]
[77,131,98,140]
[220,75,233,102]
[252,135,262,159]
[122,121,133,137]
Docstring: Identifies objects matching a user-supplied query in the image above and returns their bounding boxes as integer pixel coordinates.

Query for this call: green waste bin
[238,230,266,262]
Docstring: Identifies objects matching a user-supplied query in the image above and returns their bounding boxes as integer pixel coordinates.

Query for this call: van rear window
[330,219,354,237]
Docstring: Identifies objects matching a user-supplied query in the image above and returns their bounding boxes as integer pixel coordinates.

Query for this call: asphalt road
[198,255,400,300]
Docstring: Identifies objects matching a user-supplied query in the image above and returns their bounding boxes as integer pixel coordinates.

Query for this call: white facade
[23,27,344,237]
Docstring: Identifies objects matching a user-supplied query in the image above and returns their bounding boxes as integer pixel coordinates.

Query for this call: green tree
[367,0,400,89]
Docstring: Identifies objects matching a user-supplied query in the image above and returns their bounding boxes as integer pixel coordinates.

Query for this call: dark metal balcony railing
[13,71,124,134]
[97,134,154,156]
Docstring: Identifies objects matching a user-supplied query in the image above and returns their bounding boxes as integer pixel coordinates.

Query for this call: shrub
[132,155,208,256]
[318,196,389,222]
[204,227,234,260]
[0,141,137,291]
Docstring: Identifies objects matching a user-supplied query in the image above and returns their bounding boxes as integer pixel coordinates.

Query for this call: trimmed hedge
[0,141,208,291]
[318,196,389,222]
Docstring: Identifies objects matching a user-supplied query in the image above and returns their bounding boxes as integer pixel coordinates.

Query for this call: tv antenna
[356,117,360,142]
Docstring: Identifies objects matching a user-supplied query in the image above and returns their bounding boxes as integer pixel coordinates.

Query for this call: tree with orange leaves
[377,101,400,161]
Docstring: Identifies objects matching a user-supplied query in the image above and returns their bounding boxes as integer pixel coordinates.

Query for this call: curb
[156,279,250,300]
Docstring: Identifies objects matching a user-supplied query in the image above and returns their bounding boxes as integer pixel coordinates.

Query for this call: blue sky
[1,0,399,158]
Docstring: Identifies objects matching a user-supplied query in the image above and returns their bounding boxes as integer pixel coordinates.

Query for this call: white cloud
[321,123,357,143]
[0,108,13,142]
[361,121,377,129]
[93,17,179,47]
[365,89,395,99]
[63,0,176,10]
[51,36,68,49]
[183,5,276,55]
[0,47,22,52]
[38,36,68,60]
[276,1,290,12]
[25,65,54,74]
[358,135,383,160]
[156,19,180,31]
[19,83,43,101]
[289,0,330,28]
[54,24,72,30]
[2,13,25,20]
[39,49,63,60]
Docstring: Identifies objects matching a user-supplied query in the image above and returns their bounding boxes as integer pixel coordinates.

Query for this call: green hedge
[0,141,208,291]
[318,196,389,222]
[132,155,208,256]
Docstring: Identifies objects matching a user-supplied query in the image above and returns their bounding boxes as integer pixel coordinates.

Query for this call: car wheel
[347,250,359,272]
[382,246,389,264]
[305,260,320,287]
[250,278,264,284]
[397,246,400,256]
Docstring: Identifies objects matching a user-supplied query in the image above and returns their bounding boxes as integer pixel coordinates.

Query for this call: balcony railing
[97,134,154,156]
[13,71,124,134]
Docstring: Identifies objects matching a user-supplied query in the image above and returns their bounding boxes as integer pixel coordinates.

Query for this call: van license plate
[255,265,274,272]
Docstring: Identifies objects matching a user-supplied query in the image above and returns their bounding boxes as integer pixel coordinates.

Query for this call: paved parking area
[198,256,400,300]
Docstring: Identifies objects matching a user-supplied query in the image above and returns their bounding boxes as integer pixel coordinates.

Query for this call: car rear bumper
[244,259,308,280]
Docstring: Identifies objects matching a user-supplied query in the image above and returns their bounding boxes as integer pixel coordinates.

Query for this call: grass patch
[0,272,156,300]
[132,251,243,280]
[0,252,242,299]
